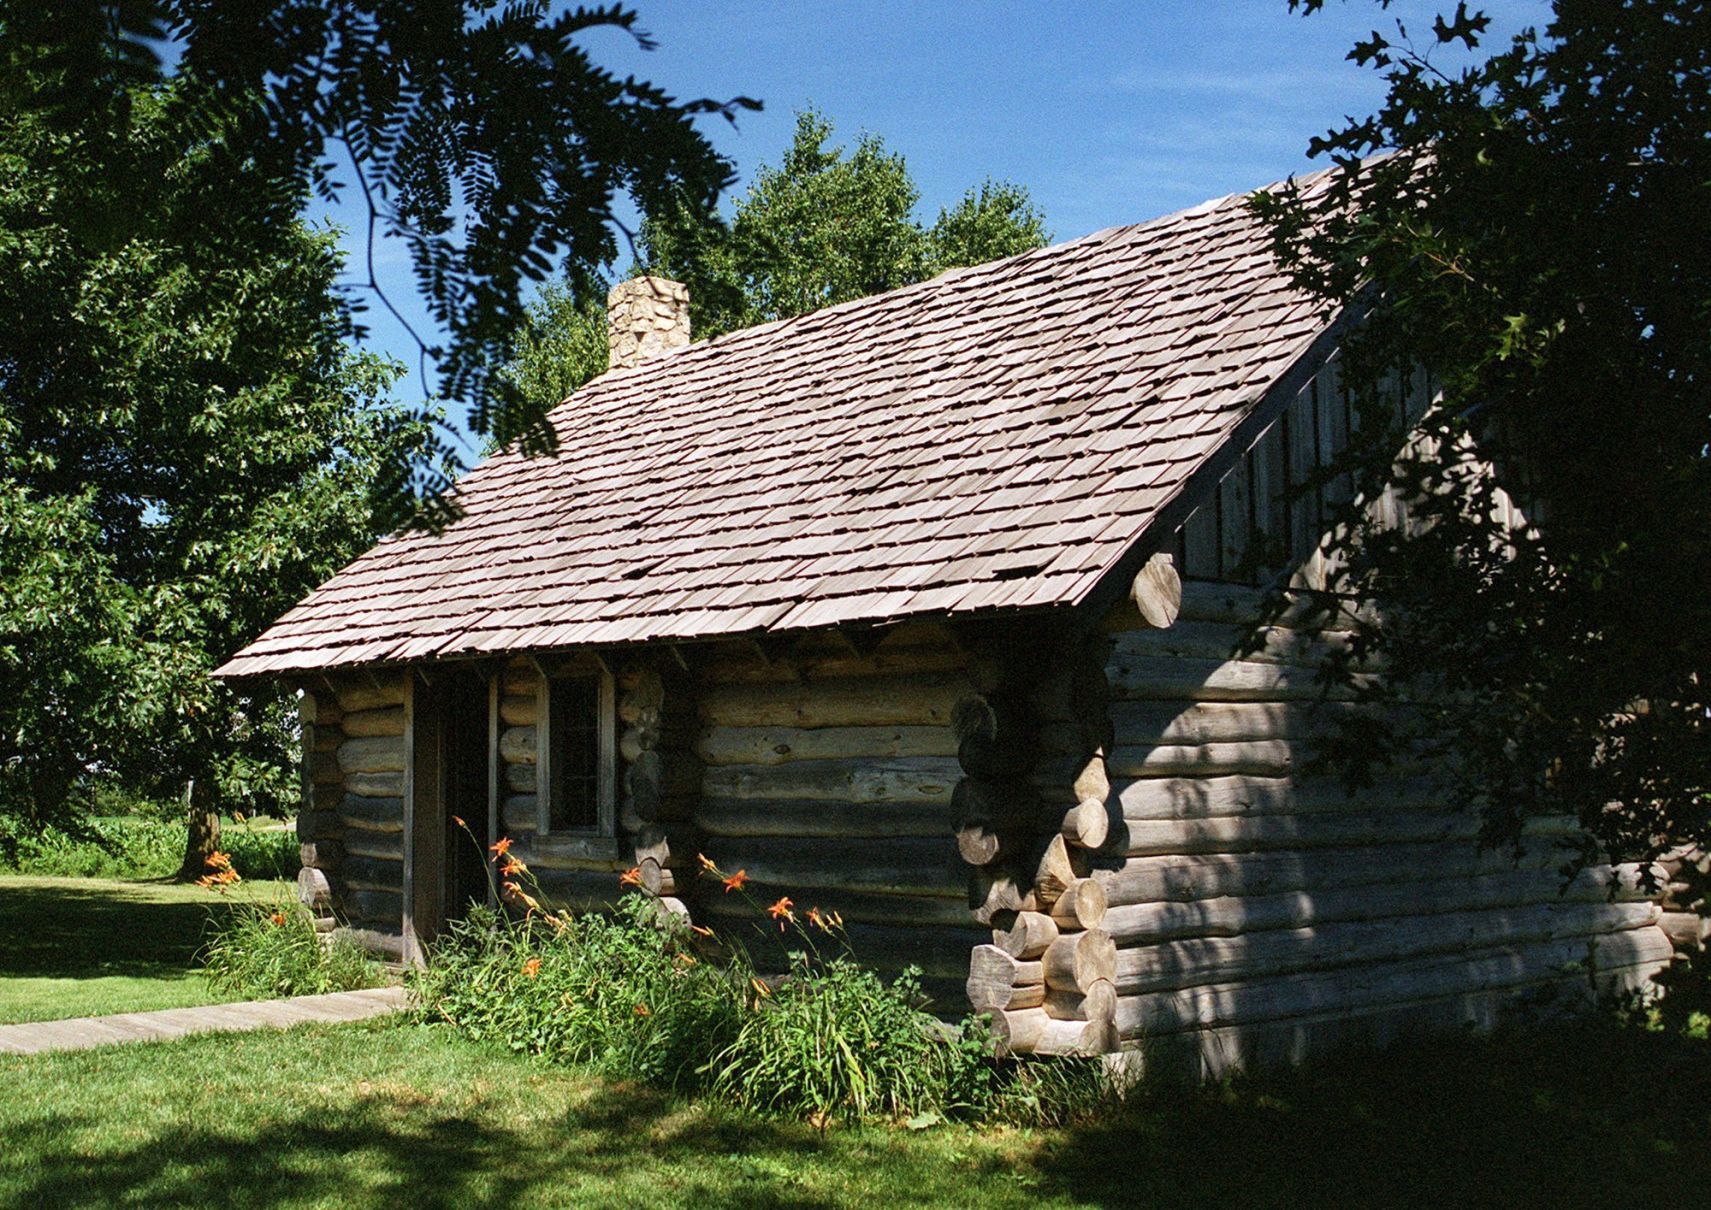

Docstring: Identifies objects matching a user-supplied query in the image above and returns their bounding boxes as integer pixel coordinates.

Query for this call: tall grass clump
[201,896,383,999]
[0,811,299,880]
[708,954,992,1122]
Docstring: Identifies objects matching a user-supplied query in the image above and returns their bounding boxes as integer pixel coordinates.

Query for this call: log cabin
[217,170,1683,1077]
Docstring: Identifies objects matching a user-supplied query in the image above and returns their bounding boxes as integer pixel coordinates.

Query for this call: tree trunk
[177,778,220,882]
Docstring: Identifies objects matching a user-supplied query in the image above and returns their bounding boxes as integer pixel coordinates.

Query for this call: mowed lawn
[0,875,293,1024]
[1,1015,1708,1208]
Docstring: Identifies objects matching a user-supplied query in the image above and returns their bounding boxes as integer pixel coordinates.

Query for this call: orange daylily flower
[767,896,795,923]
[634,1003,651,1017]
[268,910,288,927]
[619,867,644,888]
[807,906,827,931]
[489,836,514,858]
[500,858,527,878]
[721,869,749,893]
[451,815,465,828]
[697,853,716,872]
[522,957,542,979]
[690,924,715,938]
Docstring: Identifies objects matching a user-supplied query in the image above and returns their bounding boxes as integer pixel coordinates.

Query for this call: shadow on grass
[0,880,253,983]
[1024,1019,1711,1209]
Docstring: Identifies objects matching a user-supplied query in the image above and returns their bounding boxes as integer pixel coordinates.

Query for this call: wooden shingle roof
[219,173,1338,677]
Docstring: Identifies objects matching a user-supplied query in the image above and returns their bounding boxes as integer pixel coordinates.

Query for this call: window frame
[535,660,617,843]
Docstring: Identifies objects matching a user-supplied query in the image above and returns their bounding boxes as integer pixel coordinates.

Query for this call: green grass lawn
[0,875,294,1024]
[0,1015,1706,1208]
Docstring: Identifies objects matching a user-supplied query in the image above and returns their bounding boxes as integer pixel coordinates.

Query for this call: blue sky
[315,0,1550,446]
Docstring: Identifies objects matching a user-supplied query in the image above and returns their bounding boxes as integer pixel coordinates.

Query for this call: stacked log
[953,584,1169,1056]
[1657,845,1710,958]
[296,673,409,945]
[619,660,701,919]
[1086,576,1676,1073]
[693,626,980,1003]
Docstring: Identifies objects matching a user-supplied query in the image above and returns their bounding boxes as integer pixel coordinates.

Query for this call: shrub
[201,898,383,999]
[0,813,299,880]
[412,897,750,1088]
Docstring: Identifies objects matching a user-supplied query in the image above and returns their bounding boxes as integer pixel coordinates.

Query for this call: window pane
[548,674,601,830]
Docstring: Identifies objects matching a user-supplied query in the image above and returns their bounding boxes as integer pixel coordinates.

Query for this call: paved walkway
[0,986,408,1057]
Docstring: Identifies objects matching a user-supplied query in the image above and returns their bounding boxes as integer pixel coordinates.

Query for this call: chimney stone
[607,276,691,370]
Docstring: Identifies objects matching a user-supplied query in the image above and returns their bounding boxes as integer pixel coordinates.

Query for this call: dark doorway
[441,670,491,923]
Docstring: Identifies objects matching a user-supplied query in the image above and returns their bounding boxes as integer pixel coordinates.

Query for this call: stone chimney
[607,276,691,370]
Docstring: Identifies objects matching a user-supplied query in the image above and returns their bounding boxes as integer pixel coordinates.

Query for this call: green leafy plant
[201,897,383,999]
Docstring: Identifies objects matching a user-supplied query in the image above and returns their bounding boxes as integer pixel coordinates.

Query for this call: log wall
[689,625,986,1006]
[1088,578,1673,1077]
[296,671,409,956]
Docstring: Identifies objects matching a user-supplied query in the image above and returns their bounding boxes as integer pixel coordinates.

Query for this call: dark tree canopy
[0,69,428,843]
[4,1,754,521]
[1256,2,1710,902]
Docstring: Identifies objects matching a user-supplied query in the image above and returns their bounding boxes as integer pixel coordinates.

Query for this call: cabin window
[538,668,615,835]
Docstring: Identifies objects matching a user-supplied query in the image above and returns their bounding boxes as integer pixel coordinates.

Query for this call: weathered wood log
[311,726,342,753]
[695,724,957,767]
[950,777,1041,832]
[1104,867,1657,947]
[696,882,977,930]
[1111,773,1445,823]
[1114,901,1662,997]
[337,735,405,775]
[1045,977,1117,1023]
[697,673,973,729]
[698,836,958,899]
[501,662,540,696]
[632,827,702,869]
[343,829,404,861]
[299,840,343,870]
[298,692,339,727]
[992,910,1059,959]
[697,797,947,839]
[1049,878,1108,931]
[1106,741,1296,780]
[501,794,538,834]
[619,723,656,764]
[342,888,402,924]
[297,866,332,908]
[530,866,624,913]
[294,809,343,843]
[1097,841,1630,908]
[1033,833,1078,908]
[624,750,702,813]
[340,925,408,960]
[1106,655,1377,704]
[1661,911,1711,951]
[1174,578,1367,631]
[967,944,1047,1011]
[344,770,404,799]
[1116,809,1578,858]
[970,864,1039,926]
[1103,699,1388,748]
[1032,753,1113,805]
[339,794,404,834]
[499,725,537,765]
[343,854,403,891]
[696,631,971,685]
[1034,1016,1118,1056]
[700,757,959,805]
[1059,798,1110,850]
[334,679,406,714]
[956,825,1009,867]
[637,857,679,897]
[309,752,342,786]
[340,706,406,739]
[504,761,536,793]
[1043,928,1116,994]
[1113,927,1674,1040]
[988,1007,1049,1055]
[1131,552,1182,629]
[731,920,977,979]
[499,693,537,727]
[617,668,664,723]
[1110,618,1368,672]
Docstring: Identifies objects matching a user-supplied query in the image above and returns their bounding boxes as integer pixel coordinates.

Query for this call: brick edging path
[0,986,407,1056]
